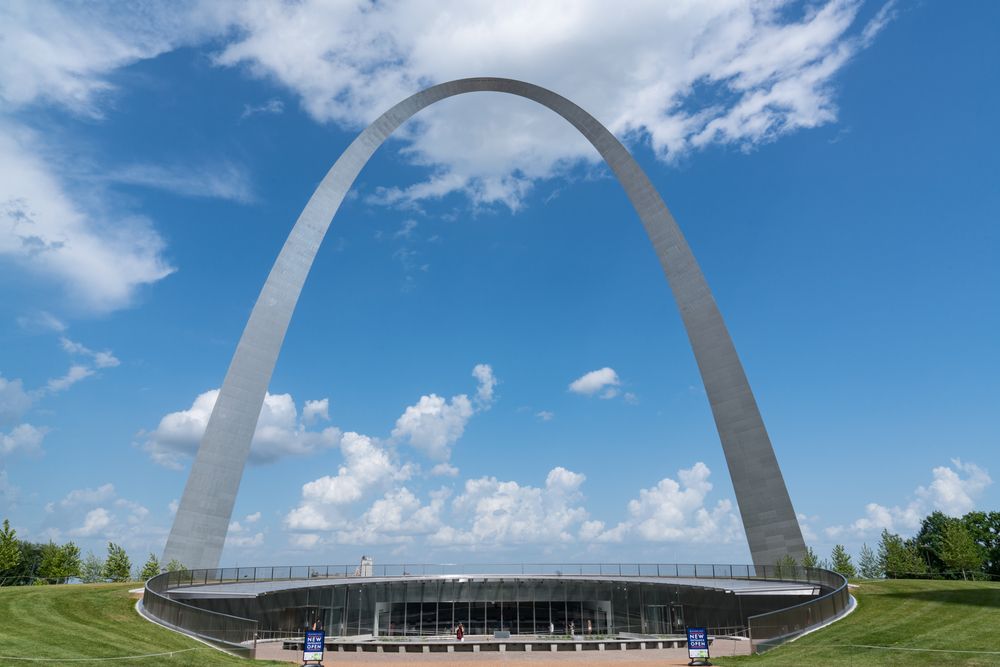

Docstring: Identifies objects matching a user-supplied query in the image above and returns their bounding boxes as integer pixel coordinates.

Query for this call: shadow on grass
[879,588,1000,608]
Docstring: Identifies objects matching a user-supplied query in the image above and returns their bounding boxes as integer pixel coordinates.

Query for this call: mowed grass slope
[716,579,1000,666]
[0,583,286,665]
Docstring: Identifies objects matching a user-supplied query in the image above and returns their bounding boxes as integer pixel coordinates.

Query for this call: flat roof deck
[168,573,820,600]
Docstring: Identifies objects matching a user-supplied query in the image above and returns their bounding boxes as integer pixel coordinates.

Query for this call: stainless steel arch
[163,78,806,569]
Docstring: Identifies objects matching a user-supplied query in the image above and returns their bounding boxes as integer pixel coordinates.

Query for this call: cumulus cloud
[1,1,893,312]
[212,0,892,208]
[57,483,152,544]
[337,487,448,545]
[429,467,590,547]
[58,483,115,508]
[582,463,742,544]
[827,459,993,538]
[392,364,496,461]
[302,399,330,426]
[142,389,341,469]
[568,367,620,399]
[0,423,46,457]
[285,432,414,531]
[71,508,112,537]
[431,462,459,477]
[0,374,34,425]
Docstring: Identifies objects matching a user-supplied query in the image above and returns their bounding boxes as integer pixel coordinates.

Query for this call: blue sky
[1,1,997,568]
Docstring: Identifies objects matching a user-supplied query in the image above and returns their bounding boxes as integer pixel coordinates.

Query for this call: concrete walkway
[255,638,752,664]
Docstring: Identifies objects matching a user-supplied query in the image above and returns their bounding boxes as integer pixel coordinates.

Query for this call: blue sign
[303,630,325,661]
[686,627,709,659]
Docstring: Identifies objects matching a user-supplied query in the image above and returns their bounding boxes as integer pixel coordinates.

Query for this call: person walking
[456,622,464,642]
[587,619,592,635]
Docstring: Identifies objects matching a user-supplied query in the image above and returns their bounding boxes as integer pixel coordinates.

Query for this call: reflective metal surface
[163,78,806,569]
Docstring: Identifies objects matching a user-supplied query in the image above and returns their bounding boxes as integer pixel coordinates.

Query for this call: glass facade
[181,576,811,639]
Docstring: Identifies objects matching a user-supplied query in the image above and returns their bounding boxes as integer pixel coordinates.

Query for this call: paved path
[255,639,751,664]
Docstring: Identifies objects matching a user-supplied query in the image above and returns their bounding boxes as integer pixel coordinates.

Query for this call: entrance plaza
[140,562,851,657]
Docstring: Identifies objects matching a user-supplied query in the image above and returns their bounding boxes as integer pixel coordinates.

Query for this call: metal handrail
[158,562,826,588]
[747,567,850,653]
[142,562,845,656]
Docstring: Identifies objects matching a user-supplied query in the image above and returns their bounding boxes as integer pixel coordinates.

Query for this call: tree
[858,543,881,579]
[165,559,187,573]
[878,529,926,578]
[102,543,131,582]
[0,519,21,574]
[775,554,798,579]
[938,521,984,579]
[79,552,105,583]
[831,544,856,578]
[802,546,819,568]
[37,541,81,584]
[139,553,161,581]
[915,511,955,574]
[961,511,1000,576]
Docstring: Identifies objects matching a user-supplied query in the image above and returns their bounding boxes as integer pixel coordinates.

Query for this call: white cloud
[0,2,230,314]
[245,511,262,524]
[0,374,34,425]
[393,219,418,239]
[286,432,414,531]
[104,161,255,203]
[142,389,341,469]
[568,367,620,398]
[430,466,589,546]
[302,399,329,426]
[225,517,265,548]
[212,0,891,208]
[337,487,447,545]
[45,364,94,393]
[535,410,555,421]
[290,533,320,550]
[472,364,497,407]
[918,459,992,516]
[240,98,284,120]
[15,311,66,333]
[0,423,47,457]
[50,481,153,546]
[392,393,473,461]
[59,483,115,508]
[0,3,226,115]
[392,363,496,461]
[828,459,993,538]
[71,508,112,537]
[29,338,122,396]
[0,129,175,314]
[585,463,742,544]
[431,462,459,477]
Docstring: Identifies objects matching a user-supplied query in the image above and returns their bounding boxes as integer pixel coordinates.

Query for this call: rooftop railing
[142,562,849,655]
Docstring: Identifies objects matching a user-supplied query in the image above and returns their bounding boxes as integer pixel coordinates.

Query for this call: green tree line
[0,518,184,585]
[810,510,999,580]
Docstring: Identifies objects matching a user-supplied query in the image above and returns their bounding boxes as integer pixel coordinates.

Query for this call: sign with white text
[686,626,709,660]
[303,630,325,662]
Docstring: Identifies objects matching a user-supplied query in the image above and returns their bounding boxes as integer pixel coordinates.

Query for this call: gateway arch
[164,78,807,569]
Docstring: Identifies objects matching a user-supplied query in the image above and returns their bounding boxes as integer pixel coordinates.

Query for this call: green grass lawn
[0,583,287,665]
[716,579,1000,666]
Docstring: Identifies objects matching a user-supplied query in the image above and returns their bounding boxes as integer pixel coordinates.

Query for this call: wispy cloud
[240,98,284,120]
[105,161,254,203]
